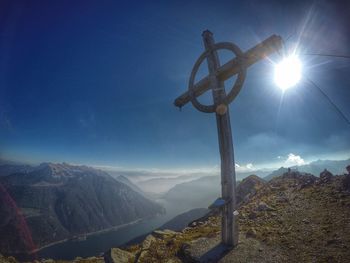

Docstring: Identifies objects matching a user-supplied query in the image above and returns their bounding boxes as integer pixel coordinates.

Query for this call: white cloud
[235,163,255,172]
[285,153,305,166]
[246,163,254,169]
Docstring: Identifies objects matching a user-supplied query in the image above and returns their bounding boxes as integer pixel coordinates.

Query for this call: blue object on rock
[208,198,226,210]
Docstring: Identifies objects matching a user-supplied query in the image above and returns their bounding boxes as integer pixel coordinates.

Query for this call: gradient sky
[1,0,350,171]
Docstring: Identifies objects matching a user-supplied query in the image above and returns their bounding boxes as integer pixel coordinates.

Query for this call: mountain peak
[243,174,265,183]
[236,174,266,205]
[36,162,110,180]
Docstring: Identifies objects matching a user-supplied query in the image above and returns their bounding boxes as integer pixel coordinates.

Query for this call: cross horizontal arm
[174,34,283,108]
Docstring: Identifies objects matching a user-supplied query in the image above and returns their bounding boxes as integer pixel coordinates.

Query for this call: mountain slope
[115,175,145,196]
[162,176,220,212]
[114,170,350,262]
[264,167,294,181]
[2,169,350,262]
[0,163,164,257]
[0,164,35,177]
[160,208,209,232]
[162,174,266,213]
[137,174,203,194]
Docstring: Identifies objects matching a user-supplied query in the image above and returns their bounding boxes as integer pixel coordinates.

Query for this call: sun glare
[274,55,302,91]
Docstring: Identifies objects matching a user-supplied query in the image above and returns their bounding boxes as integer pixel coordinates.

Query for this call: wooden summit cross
[174,30,282,247]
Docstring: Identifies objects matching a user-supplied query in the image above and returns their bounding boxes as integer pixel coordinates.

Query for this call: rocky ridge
[1,169,350,262]
[106,170,350,262]
[112,170,350,262]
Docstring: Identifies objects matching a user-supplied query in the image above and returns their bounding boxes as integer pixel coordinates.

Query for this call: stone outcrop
[115,170,350,262]
[256,201,275,212]
[343,174,350,191]
[104,248,134,263]
[236,175,266,205]
[319,169,333,183]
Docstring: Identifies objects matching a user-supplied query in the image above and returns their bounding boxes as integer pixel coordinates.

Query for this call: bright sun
[274,55,302,90]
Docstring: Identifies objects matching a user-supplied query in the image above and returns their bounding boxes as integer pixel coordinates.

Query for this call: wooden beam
[202,30,238,247]
[174,34,282,108]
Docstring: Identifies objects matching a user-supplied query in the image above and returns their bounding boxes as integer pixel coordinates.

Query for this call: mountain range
[162,176,220,213]
[159,158,349,214]
[0,163,164,257]
[264,158,350,181]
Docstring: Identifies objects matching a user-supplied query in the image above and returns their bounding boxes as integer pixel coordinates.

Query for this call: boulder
[320,169,333,183]
[142,234,157,250]
[302,218,310,224]
[180,236,227,263]
[152,229,178,239]
[248,211,258,220]
[246,228,257,238]
[136,234,158,262]
[257,201,275,212]
[104,248,135,263]
[298,175,317,189]
[343,174,350,191]
[165,258,182,263]
[276,195,289,203]
[0,255,17,263]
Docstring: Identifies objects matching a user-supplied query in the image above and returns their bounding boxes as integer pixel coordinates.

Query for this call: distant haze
[97,158,350,194]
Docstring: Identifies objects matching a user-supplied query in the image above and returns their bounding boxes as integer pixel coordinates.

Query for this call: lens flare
[274,55,302,90]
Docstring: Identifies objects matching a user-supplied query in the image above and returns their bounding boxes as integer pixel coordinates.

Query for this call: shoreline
[30,218,144,254]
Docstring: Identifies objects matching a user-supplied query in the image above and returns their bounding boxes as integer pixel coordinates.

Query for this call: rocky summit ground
[1,171,350,263]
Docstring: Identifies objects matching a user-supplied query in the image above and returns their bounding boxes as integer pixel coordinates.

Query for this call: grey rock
[152,229,178,239]
[276,196,289,203]
[142,234,157,250]
[257,202,275,212]
[302,218,310,224]
[165,258,182,263]
[248,211,258,220]
[246,228,257,238]
[320,169,333,183]
[104,248,134,263]
[343,174,350,191]
[180,236,229,263]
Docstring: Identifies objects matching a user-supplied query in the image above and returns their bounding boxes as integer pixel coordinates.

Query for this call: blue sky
[1,0,350,171]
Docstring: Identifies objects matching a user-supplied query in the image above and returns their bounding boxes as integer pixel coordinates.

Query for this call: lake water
[37,207,178,260]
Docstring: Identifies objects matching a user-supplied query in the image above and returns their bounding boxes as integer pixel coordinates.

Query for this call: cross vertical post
[174,30,282,249]
[202,30,237,247]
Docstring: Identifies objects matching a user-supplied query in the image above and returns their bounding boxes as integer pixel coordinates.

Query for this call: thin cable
[302,53,350,59]
[305,77,350,126]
